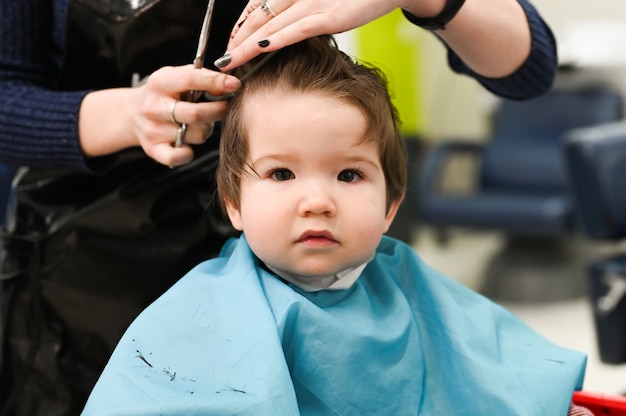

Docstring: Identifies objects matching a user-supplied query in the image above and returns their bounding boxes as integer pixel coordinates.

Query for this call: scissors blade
[183,0,216,103]
[193,0,216,69]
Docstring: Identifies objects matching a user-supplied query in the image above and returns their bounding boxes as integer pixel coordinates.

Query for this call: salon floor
[409,228,626,396]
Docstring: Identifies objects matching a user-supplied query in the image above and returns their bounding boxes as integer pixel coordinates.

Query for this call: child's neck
[266,256,373,292]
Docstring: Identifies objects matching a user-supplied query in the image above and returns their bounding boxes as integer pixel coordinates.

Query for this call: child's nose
[297,182,336,217]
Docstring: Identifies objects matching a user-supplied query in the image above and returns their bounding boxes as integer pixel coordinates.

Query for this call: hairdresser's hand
[218,0,531,80]
[217,0,445,71]
[79,65,241,168]
[131,65,241,167]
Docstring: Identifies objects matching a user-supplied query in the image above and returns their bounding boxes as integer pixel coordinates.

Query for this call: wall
[534,0,626,25]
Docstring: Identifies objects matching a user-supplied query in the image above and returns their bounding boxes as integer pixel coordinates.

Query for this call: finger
[148,65,241,98]
[148,142,195,168]
[181,122,215,146]
[229,0,294,49]
[222,1,397,70]
[165,100,229,126]
[223,14,332,70]
[231,0,264,39]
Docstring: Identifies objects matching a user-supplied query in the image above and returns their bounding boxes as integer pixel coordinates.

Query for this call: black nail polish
[214,53,232,68]
[258,39,270,48]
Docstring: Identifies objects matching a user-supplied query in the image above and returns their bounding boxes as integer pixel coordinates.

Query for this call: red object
[573,391,626,415]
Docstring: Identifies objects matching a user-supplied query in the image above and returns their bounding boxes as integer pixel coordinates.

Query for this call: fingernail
[214,53,232,68]
[258,39,270,48]
[224,76,241,89]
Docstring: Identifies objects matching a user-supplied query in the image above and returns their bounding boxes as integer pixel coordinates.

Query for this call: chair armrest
[418,141,484,199]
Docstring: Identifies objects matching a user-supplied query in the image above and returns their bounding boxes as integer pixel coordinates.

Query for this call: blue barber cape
[83,235,586,415]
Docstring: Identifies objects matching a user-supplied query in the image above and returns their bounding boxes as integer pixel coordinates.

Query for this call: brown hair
[217,35,406,213]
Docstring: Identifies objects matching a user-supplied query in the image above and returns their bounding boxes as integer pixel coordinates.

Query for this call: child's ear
[225,200,244,231]
[382,196,403,233]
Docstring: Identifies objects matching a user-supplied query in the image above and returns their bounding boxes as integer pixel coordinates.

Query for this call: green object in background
[355,9,424,136]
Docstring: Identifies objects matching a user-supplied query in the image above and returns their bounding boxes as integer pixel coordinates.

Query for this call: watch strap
[402,0,466,31]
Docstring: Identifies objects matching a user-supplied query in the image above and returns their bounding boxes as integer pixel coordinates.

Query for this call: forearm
[403,0,531,78]
[0,82,140,172]
[403,0,556,99]
[440,0,532,78]
[78,88,140,158]
[79,66,238,168]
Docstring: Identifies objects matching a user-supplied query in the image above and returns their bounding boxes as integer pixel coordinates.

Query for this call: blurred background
[1,0,625,402]
[336,0,626,396]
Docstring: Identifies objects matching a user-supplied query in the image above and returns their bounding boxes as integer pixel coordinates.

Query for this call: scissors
[175,0,216,147]
[175,0,277,147]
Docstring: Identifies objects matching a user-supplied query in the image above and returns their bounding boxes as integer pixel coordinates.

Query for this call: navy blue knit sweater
[0,0,556,171]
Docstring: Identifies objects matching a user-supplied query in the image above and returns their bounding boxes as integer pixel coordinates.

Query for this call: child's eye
[338,169,363,183]
[270,168,294,181]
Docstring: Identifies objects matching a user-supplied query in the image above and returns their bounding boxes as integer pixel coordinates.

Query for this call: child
[83,36,587,415]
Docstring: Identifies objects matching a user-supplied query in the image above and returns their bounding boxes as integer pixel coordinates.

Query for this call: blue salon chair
[417,87,624,302]
[565,121,626,364]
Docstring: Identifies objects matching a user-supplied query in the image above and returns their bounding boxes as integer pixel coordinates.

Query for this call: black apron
[0,0,244,414]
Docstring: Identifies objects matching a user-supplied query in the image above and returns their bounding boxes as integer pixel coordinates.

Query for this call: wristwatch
[402,0,466,31]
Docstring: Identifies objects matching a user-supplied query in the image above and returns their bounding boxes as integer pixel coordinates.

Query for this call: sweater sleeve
[0,0,93,171]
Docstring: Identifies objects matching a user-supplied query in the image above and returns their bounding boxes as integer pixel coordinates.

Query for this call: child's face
[225,90,400,279]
